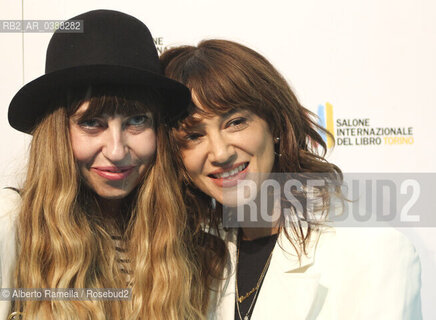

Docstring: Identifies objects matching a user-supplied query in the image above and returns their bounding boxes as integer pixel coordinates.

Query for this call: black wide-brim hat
[8,9,190,133]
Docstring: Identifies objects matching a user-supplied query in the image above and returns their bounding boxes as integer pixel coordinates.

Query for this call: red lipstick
[91,166,135,181]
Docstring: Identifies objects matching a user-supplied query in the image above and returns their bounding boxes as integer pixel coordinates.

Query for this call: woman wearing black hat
[1,10,212,319]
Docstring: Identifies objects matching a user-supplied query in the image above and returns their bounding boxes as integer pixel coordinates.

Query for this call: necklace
[235,232,274,320]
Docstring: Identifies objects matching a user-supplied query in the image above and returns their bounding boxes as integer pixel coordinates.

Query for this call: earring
[274,137,282,157]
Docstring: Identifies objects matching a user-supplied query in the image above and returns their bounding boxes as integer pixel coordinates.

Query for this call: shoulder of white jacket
[333,226,413,244]
[327,226,418,261]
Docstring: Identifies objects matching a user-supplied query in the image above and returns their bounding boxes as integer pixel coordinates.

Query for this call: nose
[102,120,128,162]
[207,132,236,166]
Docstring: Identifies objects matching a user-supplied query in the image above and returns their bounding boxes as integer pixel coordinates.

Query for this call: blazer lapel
[211,228,326,320]
[251,229,324,320]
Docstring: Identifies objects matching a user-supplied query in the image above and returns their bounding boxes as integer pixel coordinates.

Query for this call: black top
[235,231,279,320]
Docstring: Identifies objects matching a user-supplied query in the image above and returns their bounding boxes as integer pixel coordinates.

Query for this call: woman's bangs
[67,86,161,121]
[189,51,269,121]
[189,68,259,116]
[81,95,149,120]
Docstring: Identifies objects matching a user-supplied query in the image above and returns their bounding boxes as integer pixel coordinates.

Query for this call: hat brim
[8,64,190,133]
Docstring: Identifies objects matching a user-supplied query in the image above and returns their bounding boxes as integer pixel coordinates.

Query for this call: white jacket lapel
[251,230,323,320]
[211,228,324,320]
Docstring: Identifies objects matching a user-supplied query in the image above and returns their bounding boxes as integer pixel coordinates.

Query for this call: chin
[95,188,132,200]
[215,186,259,208]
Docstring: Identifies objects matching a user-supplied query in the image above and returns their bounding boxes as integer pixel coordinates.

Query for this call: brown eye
[184,132,204,141]
[226,117,248,129]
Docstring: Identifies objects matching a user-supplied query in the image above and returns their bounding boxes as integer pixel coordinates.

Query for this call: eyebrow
[191,108,244,124]
[221,108,242,120]
[180,108,243,132]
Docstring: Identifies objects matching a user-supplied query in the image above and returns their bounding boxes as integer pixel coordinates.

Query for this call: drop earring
[274,137,282,157]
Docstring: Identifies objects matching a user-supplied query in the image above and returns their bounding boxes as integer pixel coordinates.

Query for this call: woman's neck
[238,191,281,241]
[98,198,122,219]
[240,226,280,241]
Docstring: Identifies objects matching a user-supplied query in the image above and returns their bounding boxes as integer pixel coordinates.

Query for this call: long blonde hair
[14,88,207,319]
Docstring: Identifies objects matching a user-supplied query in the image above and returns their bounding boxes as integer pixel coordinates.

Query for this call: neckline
[239,231,279,243]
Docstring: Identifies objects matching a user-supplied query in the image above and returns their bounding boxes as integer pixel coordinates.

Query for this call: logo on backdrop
[317,102,335,149]
[317,102,415,148]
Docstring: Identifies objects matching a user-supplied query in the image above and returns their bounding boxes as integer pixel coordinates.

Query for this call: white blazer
[209,226,422,320]
[0,188,20,320]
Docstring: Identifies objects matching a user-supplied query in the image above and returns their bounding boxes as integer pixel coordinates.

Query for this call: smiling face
[176,97,275,207]
[69,101,156,200]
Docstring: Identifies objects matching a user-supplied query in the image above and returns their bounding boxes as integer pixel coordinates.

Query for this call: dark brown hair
[160,39,342,278]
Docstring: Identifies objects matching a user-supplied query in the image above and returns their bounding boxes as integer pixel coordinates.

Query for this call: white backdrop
[1,0,435,318]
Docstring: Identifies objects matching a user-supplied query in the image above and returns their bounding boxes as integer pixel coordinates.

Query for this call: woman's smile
[91,165,137,181]
[207,162,249,187]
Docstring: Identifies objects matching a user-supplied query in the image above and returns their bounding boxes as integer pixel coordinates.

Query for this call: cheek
[181,150,197,175]
[69,127,96,165]
[248,128,275,171]
[181,151,210,195]
[262,140,275,172]
[180,148,204,184]
[262,137,275,166]
[246,132,272,152]
[133,130,157,162]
